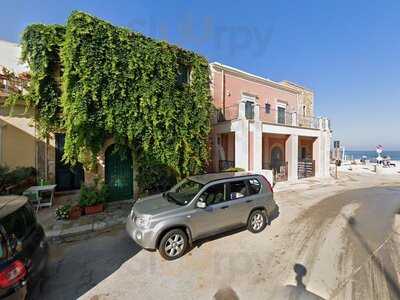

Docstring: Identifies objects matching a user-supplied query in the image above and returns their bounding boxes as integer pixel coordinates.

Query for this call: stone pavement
[37,199,132,243]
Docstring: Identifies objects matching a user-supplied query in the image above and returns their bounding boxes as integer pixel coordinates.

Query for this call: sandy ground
[39,172,400,300]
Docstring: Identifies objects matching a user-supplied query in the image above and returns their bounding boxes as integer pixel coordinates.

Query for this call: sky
[1,0,399,150]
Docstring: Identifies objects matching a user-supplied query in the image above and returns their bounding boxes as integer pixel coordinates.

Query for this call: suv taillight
[0,260,27,288]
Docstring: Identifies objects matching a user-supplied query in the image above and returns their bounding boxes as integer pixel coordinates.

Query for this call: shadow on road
[272,264,325,300]
[37,228,141,300]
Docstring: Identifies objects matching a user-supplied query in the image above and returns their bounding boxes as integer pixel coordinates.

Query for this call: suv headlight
[135,215,151,228]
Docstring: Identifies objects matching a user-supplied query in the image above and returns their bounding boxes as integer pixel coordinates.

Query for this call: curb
[45,215,127,243]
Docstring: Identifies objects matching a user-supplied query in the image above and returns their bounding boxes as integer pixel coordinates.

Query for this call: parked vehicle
[0,196,49,299]
[126,172,279,260]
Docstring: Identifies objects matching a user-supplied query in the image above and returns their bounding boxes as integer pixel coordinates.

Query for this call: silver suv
[126,172,279,260]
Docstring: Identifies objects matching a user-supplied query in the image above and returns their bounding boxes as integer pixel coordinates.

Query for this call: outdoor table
[23,184,57,211]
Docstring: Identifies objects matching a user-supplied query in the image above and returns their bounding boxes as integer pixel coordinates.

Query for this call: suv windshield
[1,203,36,241]
[166,179,204,206]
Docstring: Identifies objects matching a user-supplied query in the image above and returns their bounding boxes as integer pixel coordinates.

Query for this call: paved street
[38,227,141,300]
[37,174,400,300]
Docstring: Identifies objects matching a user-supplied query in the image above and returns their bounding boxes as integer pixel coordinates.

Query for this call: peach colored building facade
[210,62,332,183]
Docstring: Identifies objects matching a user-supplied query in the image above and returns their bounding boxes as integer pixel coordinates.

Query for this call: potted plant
[55,204,71,220]
[69,205,82,220]
[79,178,108,215]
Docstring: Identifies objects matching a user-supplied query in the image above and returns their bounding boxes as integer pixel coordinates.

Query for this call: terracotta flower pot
[84,203,104,215]
[69,205,82,220]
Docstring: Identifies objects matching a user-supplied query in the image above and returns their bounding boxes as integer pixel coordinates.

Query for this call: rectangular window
[277,106,286,124]
[177,64,190,85]
[200,183,226,206]
[247,178,261,195]
[228,180,248,200]
[245,101,254,119]
[265,103,271,113]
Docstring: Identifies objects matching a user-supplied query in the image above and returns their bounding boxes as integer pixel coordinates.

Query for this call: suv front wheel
[247,210,268,233]
[158,229,188,260]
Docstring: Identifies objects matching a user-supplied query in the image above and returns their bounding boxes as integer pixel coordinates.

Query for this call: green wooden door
[105,144,133,201]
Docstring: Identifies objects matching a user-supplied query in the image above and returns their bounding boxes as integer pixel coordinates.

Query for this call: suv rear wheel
[158,229,188,260]
[247,210,267,233]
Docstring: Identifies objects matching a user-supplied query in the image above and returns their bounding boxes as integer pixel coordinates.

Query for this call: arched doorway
[271,146,283,172]
[105,144,133,201]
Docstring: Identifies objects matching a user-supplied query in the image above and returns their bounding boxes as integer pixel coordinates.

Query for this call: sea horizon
[345,150,400,160]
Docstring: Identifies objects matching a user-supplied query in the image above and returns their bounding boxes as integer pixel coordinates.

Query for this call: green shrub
[137,163,178,196]
[79,178,109,207]
[0,166,37,195]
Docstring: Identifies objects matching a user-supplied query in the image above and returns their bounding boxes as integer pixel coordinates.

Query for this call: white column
[292,112,297,126]
[285,134,298,181]
[313,136,322,177]
[238,101,246,119]
[252,104,262,171]
[234,119,249,170]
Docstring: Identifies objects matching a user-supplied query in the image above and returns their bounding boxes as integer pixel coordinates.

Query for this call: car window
[168,179,204,206]
[229,180,248,200]
[247,178,261,195]
[199,183,226,206]
[1,204,36,240]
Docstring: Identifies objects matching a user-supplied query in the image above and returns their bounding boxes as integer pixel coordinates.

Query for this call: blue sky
[1,0,399,150]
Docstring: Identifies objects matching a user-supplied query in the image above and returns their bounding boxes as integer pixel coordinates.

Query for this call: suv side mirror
[196,201,206,209]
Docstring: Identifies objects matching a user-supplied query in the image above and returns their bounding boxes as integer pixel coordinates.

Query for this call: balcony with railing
[213,102,330,131]
[0,74,26,97]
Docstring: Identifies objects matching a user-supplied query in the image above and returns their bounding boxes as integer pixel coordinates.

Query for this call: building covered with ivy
[1,11,333,201]
[2,12,212,200]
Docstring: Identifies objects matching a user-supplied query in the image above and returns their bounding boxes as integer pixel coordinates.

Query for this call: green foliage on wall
[19,11,212,188]
[19,24,66,135]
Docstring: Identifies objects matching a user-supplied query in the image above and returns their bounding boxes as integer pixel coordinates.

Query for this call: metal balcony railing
[298,115,320,129]
[0,76,26,95]
[213,101,331,131]
[213,104,239,123]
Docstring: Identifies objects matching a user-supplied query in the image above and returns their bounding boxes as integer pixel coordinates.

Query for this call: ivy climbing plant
[18,11,212,192]
[19,24,65,136]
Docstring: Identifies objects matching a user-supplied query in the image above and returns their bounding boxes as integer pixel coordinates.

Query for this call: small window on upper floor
[177,64,190,86]
[265,103,271,113]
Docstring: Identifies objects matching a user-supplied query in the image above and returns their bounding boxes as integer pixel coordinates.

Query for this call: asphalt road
[36,186,400,300]
[37,227,141,300]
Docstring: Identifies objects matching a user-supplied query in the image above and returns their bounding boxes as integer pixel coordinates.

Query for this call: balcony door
[277,106,286,124]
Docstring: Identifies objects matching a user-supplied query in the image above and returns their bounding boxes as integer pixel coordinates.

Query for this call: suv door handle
[246,200,253,203]
[221,205,229,209]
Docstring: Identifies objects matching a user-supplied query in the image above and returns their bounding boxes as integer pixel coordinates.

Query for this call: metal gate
[298,160,315,179]
[105,144,133,201]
